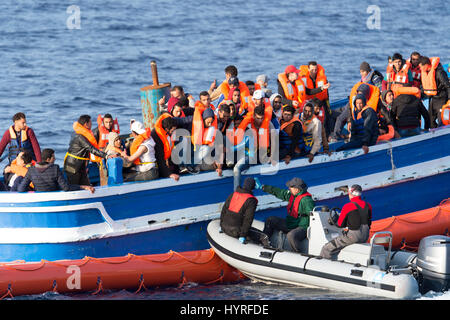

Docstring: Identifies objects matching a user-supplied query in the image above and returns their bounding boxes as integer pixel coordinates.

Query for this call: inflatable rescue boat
[207,207,450,299]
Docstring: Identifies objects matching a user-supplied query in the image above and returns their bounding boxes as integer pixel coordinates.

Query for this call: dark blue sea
[1,0,449,301]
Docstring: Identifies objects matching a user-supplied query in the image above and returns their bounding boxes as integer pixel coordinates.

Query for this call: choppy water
[1,0,449,300]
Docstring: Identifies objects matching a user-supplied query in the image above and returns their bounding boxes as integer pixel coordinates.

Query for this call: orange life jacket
[191,106,218,146]
[235,112,271,149]
[277,72,306,106]
[246,97,272,115]
[352,106,372,121]
[392,86,421,99]
[299,64,329,101]
[441,100,450,126]
[96,115,120,149]
[386,61,410,91]
[420,57,440,96]
[194,100,216,111]
[280,115,301,133]
[154,113,173,160]
[407,59,422,88]
[228,191,257,213]
[130,127,152,165]
[71,121,103,163]
[349,82,380,114]
[377,124,395,142]
[220,80,250,99]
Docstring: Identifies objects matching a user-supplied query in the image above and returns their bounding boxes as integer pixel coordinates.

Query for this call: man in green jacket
[257,177,315,252]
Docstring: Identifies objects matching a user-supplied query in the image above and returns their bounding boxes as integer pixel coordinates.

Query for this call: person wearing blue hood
[336,93,379,154]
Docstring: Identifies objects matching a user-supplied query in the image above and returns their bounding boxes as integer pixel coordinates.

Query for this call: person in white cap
[320,184,372,259]
[121,121,159,182]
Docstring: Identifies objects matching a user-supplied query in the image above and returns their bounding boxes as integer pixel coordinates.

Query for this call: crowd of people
[0,52,449,193]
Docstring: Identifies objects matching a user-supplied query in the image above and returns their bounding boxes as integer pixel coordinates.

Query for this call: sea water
[1,0,449,300]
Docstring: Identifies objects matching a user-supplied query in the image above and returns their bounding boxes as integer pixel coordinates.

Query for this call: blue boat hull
[1,170,449,262]
[0,112,448,262]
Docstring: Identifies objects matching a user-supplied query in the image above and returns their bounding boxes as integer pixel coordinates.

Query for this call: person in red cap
[277,65,329,109]
[320,184,372,259]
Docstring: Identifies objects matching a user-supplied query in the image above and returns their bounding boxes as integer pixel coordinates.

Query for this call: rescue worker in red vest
[93,113,120,150]
[257,177,315,252]
[419,56,450,128]
[408,52,422,89]
[320,184,372,260]
[220,177,258,244]
[0,112,41,165]
[384,53,413,92]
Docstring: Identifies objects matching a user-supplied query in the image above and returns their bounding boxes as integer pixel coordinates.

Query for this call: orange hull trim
[0,249,243,299]
[369,198,450,250]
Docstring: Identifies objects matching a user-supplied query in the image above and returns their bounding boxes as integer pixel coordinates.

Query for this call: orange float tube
[0,249,243,299]
[369,198,450,250]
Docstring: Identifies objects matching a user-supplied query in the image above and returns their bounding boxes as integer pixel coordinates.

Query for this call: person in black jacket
[336,94,379,154]
[64,115,109,186]
[220,177,259,244]
[419,56,450,128]
[150,116,180,181]
[391,93,430,137]
[18,148,95,193]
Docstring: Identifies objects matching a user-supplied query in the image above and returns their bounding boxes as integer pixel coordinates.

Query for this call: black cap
[360,61,371,72]
[286,177,307,190]
[228,77,239,86]
[242,177,256,191]
[392,53,403,61]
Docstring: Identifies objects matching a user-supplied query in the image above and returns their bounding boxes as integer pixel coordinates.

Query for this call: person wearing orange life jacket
[220,177,259,244]
[231,105,274,190]
[4,150,34,191]
[248,89,279,132]
[407,52,423,89]
[208,65,250,103]
[120,120,159,182]
[228,87,247,116]
[189,107,219,174]
[419,56,450,128]
[93,113,120,150]
[336,94,379,154]
[64,115,111,186]
[277,65,306,109]
[299,61,331,107]
[385,53,413,92]
[258,177,315,251]
[278,105,303,164]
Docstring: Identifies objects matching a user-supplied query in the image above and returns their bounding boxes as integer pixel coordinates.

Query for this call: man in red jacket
[320,184,372,259]
[0,112,41,164]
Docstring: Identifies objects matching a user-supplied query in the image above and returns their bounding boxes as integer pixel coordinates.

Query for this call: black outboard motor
[417,235,450,294]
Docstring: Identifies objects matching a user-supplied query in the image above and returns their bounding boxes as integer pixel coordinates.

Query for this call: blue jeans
[398,127,420,138]
[233,155,250,191]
